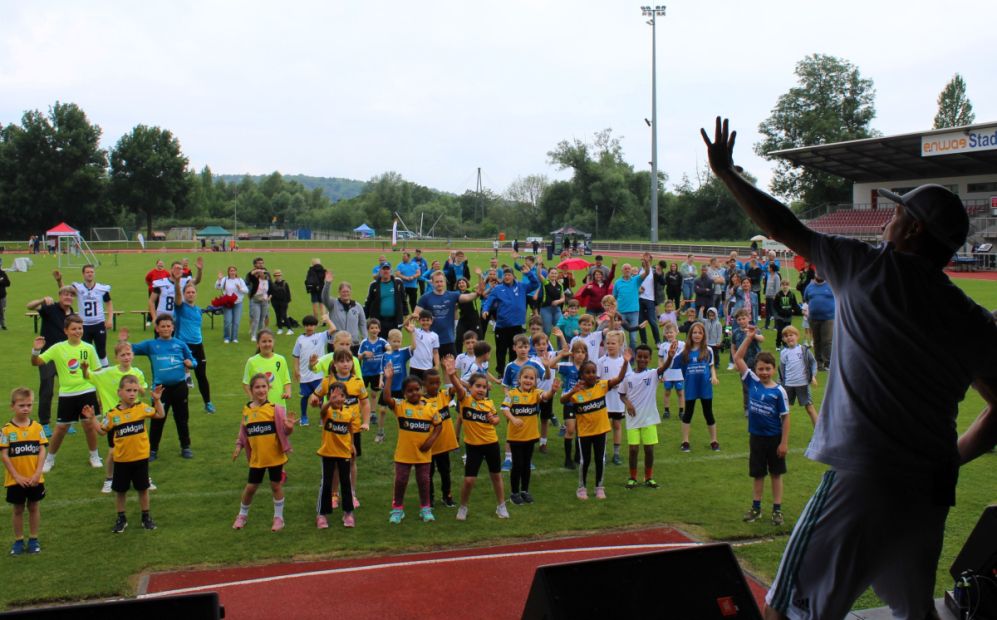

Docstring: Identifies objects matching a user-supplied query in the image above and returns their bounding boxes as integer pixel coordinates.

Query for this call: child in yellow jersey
[232,374,297,532]
[382,364,442,524]
[502,366,559,506]
[316,382,361,529]
[423,369,458,508]
[82,341,149,494]
[82,376,164,533]
[444,357,508,521]
[310,349,370,509]
[242,329,292,409]
[560,350,631,500]
[2,388,47,555]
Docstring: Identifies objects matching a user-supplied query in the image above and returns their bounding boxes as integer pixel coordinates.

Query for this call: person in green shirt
[242,329,292,409]
[31,314,102,473]
[83,341,149,494]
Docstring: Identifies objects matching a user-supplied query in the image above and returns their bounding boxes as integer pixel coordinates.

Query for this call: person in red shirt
[145,260,169,294]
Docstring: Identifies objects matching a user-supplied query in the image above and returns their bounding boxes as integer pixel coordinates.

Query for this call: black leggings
[509,440,536,494]
[577,433,606,488]
[404,288,418,315]
[681,398,715,425]
[429,451,452,502]
[273,301,289,329]
[37,362,56,426]
[318,456,354,514]
[150,382,191,451]
[187,342,211,404]
[494,326,524,376]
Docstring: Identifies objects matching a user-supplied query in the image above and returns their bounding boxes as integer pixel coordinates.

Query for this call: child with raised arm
[619,343,676,489]
[358,318,389,442]
[672,322,720,452]
[555,299,581,341]
[445,357,508,521]
[382,365,443,524]
[597,330,630,465]
[2,388,46,554]
[243,329,292,410]
[730,309,765,414]
[406,310,439,381]
[550,340,588,468]
[82,342,149,494]
[232,373,296,532]
[292,315,326,427]
[657,321,685,420]
[81,378,165,533]
[570,313,603,364]
[734,325,791,526]
[423,369,459,508]
[778,326,819,427]
[560,350,631,500]
[315,381,360,528]
[503,364,560,505]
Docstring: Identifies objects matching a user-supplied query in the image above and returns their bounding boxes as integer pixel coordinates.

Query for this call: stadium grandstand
[772,122,997,264]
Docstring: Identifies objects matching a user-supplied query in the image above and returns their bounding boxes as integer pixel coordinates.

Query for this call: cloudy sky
[2,0,995,197]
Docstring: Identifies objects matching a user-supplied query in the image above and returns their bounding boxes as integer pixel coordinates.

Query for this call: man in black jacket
[364,263,408,333]
[304,258,326,318]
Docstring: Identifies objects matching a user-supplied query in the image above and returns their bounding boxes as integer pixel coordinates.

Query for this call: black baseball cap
[877,184,969,252]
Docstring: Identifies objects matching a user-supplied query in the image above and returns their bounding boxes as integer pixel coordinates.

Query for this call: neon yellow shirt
[38,341,99,396]
[243,353,292,408]
[87,366,148,415]
[313,352,362,379]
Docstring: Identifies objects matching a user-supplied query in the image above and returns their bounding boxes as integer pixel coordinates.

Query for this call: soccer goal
[57,234,100,269]
[91,227,128,242]
[167,227,194,241]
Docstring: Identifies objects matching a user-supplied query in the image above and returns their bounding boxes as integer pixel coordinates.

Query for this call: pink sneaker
[271,516,284,532]
[343,512,355,528]
[576,487,589,500]
[595,486,607,500]
[315,515,329,529]
[232,514,248,529]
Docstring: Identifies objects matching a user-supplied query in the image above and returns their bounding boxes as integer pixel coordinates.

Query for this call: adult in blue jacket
[480,266,539,374]
[804,273,835,370]
[119,317,197,460]
[612,263,642,349]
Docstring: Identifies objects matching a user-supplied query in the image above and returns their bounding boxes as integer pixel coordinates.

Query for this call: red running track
[140,527,768,619]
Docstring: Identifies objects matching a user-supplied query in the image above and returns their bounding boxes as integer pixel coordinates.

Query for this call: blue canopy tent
[353,224,375,238]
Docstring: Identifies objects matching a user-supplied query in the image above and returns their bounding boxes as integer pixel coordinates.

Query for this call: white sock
[89,449,100,459]
[273,498,285,519]
[505,451,512,460]
[239,503,251,517]
[539,438,547,446]
[46,453,56,463]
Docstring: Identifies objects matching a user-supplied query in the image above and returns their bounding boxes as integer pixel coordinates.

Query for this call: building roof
[769,122,997,183]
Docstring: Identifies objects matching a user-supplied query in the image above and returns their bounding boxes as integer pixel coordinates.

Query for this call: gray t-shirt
[805,234,997,504]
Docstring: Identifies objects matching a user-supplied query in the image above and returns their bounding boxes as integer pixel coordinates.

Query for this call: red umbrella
[792,255,807,271]
[557,258,591,271]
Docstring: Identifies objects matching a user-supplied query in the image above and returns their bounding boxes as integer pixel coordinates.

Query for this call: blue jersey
[382,348,412,393]
[742,370,790,436]
[397,261,421,289]
[173,302,204,346]
[502,359,545,389]
[670,348,714,400]
[131,337,196,387]
[416,290,461,345]
[358,337,388,377]
[557,362,581,393]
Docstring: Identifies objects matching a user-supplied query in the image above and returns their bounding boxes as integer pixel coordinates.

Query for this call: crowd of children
[4,257,826,555]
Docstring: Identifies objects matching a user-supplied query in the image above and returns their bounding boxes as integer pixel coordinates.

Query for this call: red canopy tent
[46,222,80,237]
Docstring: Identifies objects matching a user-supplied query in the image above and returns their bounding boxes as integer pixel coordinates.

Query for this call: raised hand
[441,356,455,375]
[623,348,633,364]
[80,404,95,420]
[325,270,334,283]
[152,385,165,401]
[195,257,204,270]
[118,327,130,341]
[383,363,394,380]
[700,116,738,175]
[217,271,224,280]
[32,336,45,351]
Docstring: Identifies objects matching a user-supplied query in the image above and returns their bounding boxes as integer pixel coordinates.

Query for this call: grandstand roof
[770,122,997,183]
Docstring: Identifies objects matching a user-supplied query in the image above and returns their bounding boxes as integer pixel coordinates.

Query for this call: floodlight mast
[641,5,666,243]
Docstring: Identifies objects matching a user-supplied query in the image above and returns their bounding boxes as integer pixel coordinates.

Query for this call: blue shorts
[300,379,323,398]
[663,380,684,391]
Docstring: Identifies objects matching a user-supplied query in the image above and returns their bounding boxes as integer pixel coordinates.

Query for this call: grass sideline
[0,249,991,611]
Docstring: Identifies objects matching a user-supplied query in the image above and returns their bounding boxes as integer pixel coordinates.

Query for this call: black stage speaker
[0,592,223,619]
[951,505,997,581]
[522,543,761,619]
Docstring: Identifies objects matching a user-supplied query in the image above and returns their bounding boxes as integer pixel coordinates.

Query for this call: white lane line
[140,542,700,598]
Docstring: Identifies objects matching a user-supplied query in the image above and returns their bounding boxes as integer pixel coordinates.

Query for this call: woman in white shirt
[215,265,249,343]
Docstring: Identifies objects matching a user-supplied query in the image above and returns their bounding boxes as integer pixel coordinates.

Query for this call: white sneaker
[223,339,230,344]
[286,329,293,336]
[42,454,55,473]
[456,505,469,521]
[233,339,239,343]
[727,363,735,370]
[496,503,510,519]
[89,454,104,468]
[277,329,283,335]
[101,479,113,494]
[148,478,157,491]
[250,337,256,343]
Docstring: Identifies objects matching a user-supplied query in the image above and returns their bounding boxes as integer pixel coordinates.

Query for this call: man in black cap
[364,262,407,333]
[702,117,997,620]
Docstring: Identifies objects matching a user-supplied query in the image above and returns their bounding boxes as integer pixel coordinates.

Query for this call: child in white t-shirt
[656,321,685,420]
[618,342,678,488]
[597,330,630,466]
[291,315,327,427]
[406,310,439,380]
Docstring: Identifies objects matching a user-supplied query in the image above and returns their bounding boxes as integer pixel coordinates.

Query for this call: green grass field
[0,248,993,611]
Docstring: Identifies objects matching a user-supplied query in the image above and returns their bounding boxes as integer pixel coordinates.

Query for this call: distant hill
[216,174,366,203]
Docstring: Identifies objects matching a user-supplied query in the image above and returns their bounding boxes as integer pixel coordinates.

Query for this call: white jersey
[461,360,490,384]
[410,329,439,371]
[529,355,554,391]
[454,352,476,379]
[292,332,327,384]
[571,331,603,365]
[73,282,111,326]
[152,276,191,316]
[657,339,686,382]
[618,368,662,429]
[597,354,630,412]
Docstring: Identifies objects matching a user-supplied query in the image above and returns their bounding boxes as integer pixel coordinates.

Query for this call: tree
[109,125,192,237]
[755,54,877,207]
[0,102,109,235]
[933,73,975,129]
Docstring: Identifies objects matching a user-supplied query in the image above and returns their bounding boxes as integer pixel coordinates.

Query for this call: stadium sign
[922,127,997,157]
